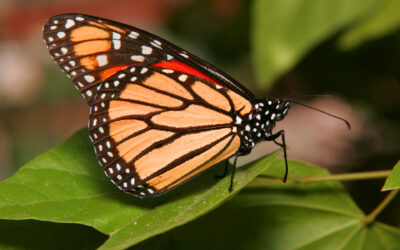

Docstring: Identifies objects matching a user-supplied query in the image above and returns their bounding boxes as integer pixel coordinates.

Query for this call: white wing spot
[77,82,84,88]
[57,32,66,38]
[179,52,189,59]
[99,127,104,133]
[130,67,136,72]
[125,168,130,174]
[48,37,54,42]
[93,119,98,127]
[130,76,137,82]
[130,178,135,185]
[50,25,57,30]
[131,55,145,62]
[129,31,139,39]
[70,71,77,76]
[108,168,114,174]
[162,69,173,74]
[147,189,154,194]
[107,152,114,157]
[96,55,108,66]
[167,54,173,60]
[123,182,128,188]
[117,175,122,180]
[75,16,85,21]
[69,61,76,66]
[141,45,152,55]
[140,67,148,74]
[150,41,162,49]
[61,47,68,54]
[178,74,188,82]
[113,40,121,50]
[86,90,92,97]
[104,82,110,88]
[53,20,59,24]
[65,19,75,29]
[114,80,120,87]
[106,141,111,148]
[112,32,121,39]
[118,73,126,79]
[84,75,95,83]
[116,164,121,171]
[101,93,106,99]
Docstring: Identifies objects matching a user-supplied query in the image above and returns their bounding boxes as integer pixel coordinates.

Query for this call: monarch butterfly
[42,13,291,198]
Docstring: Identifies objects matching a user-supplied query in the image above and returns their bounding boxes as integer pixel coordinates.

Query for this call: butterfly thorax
[237,98,290,155]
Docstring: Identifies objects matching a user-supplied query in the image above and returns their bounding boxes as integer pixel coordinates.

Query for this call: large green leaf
[252,0,378,88]
[0,129,280,249]
[133,161,400,250]
[338,0,400,50]
[382,160,400,191]
[0,219,107,249]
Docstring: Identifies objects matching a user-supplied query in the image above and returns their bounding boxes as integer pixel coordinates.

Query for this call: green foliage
[0,129,279,249]
[382,160,400,191]
[1,130,399,249]
[338,0,400,50]
[252,0,378,88]
[126,162,400,249]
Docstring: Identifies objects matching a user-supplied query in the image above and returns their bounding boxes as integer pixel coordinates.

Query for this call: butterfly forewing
[43,14,256,197]
[89,66,243,196]
[43,14,172,104]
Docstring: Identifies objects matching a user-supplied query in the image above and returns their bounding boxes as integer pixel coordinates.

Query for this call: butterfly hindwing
[89,66,243,197]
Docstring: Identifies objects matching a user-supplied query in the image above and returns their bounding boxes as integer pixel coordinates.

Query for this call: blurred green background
[0,0,399,225]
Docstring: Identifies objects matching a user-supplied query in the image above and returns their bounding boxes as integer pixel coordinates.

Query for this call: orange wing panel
[117,130,174,163]
[191,81,231,112]
[108,100,162,119]
[143,72,193,100]
[226,90,253,115]
[151,104,232,128]
[135,128,232,179]
[120,84,184,108]
[147,135,240,190]
[109,119,147,142]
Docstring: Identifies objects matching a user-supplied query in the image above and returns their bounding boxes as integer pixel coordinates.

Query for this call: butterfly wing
[43,14,255,197]
[43,14,255,104]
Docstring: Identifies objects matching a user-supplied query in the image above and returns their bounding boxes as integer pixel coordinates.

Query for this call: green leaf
[0,219,107,249]
[133,161,400,250]
[251,0,378,88]
[0,129,280,249]
[382,160,400,191]
[338,0,400,50]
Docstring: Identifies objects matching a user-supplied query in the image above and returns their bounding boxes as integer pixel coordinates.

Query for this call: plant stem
[248,170,392,187]
[364,189,399,225]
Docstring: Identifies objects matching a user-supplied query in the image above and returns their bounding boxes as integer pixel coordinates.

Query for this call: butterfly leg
[265,130,288,183]
[228,155,239,192]
[215,159,229,179]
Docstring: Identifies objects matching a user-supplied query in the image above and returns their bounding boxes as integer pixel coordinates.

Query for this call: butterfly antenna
[288,100,351,130]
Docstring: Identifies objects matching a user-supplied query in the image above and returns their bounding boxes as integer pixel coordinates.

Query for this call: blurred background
[0,0,399,220]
